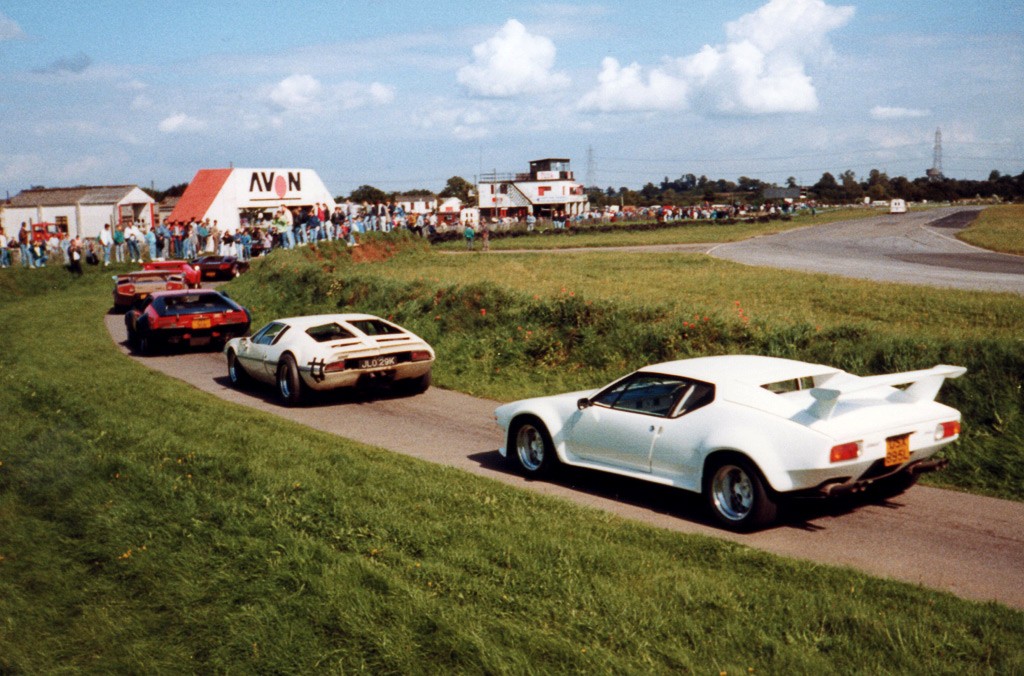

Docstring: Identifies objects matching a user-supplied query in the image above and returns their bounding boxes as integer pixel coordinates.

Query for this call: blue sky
[1,0,1022,198]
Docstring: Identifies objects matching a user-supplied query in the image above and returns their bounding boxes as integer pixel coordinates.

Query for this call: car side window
[592,373,694,418]
[669,381,715,418]
[252,322,288,346]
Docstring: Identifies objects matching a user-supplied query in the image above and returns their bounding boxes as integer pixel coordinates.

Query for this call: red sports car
[112,271,186,312]
[124,289,251,354]
[142,260,201,287]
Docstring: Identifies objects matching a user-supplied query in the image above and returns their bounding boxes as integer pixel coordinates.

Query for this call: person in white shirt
[125,222,144,263]
[99,224,114,266]
[0,226,10,267]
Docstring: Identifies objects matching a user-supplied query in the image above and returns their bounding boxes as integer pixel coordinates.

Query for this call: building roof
[7,185,145,208]
[167,169,233,223]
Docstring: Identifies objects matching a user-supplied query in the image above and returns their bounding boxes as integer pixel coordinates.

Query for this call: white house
[476,158,588,220]
[2,185,155,239]
[168,168,336,232]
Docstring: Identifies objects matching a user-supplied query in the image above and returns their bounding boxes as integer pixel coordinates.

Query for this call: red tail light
[935,421,961,440]
[324,362,346,373]
[218,263,231,270]
[830,442,860,463]
[167,281,184,290]
[410,350,433,362]
[120,284,135,295]
[153,315,178,328]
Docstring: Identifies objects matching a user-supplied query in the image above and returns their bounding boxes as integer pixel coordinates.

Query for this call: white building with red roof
[1,185,155,239]
[168,168,336,232]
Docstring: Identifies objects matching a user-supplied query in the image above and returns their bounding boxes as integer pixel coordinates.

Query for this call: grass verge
[2,262,1023,672]
[957,204,1024,255]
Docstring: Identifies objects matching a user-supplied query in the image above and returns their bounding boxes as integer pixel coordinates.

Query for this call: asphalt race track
[710,206,1024,294]
[104,208,1024,609]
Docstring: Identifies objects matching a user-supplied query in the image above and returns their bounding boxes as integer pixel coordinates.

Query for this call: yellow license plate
[192,318,211,329]
[885,434,910,466]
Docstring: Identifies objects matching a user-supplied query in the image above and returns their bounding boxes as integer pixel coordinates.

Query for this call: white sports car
[494,355,965,531]
[225,313,435,405]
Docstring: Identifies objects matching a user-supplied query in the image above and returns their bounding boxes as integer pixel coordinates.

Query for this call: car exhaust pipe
[819,481,865,497]
[908,457,949,475]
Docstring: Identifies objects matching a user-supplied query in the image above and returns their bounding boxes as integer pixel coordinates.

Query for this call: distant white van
[890,199,908,214]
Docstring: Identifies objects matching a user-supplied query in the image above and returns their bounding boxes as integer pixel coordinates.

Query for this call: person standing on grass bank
[481,222,489,251]
[0,226,10,268]
[18,223,31,268]
[145,226,157,261]
[67,236,83,276]
[464,223,475,250]
[125,221,143,263]
[99,224,113,266]
[113,224,126,263]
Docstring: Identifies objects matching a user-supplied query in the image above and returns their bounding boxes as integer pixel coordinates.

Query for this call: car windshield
[348,319,404,337]
[161,294,234,314]
[306,323,355,342]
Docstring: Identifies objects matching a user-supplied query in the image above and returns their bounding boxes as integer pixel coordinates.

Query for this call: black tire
[276,354,303,405]
[399,371,431,395]
[126,325,139,352]
[138,332,158,356]
[872,470,919,500]
[227,350,252,389]
[704,456,778,532]
[509,417,557,477]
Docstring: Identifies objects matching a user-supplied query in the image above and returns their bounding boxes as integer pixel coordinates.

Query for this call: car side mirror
[577,397,591,410]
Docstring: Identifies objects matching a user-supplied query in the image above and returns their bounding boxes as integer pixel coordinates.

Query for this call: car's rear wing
[114,271,184,284]
[808,364,966,420]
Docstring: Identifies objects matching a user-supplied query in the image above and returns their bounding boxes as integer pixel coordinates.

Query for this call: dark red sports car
[190,255,249,281]
[142,259,202,287]
[112,271,186,312]
[124,289,251,354]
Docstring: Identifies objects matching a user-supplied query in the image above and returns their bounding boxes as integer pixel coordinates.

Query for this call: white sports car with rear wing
[225,313,434,405]
[494,355,965,531]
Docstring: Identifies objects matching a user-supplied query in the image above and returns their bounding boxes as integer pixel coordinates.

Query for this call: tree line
[589,168,1024,207]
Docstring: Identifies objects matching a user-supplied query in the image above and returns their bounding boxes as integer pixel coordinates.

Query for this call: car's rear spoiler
[114,271,184,283]
[808,364,966,420]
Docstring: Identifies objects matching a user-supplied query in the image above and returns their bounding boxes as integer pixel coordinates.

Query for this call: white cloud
[0,12,24,40]
[580,0,854,115]
[265,74,395,119]
[870,106,931,120]
[158,113,206,133]
[415,103,492,140]
[457,19,570,97]
[368,82,395,105]
[269,74,323,113]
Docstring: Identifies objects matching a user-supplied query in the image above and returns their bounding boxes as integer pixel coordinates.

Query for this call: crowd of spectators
[1,199,815,270]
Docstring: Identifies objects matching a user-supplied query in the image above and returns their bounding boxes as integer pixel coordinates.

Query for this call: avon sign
[248,171,302,199]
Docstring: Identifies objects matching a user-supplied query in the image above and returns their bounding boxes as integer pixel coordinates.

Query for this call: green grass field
[2,223,1022,672]
[958,204,1024,255]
